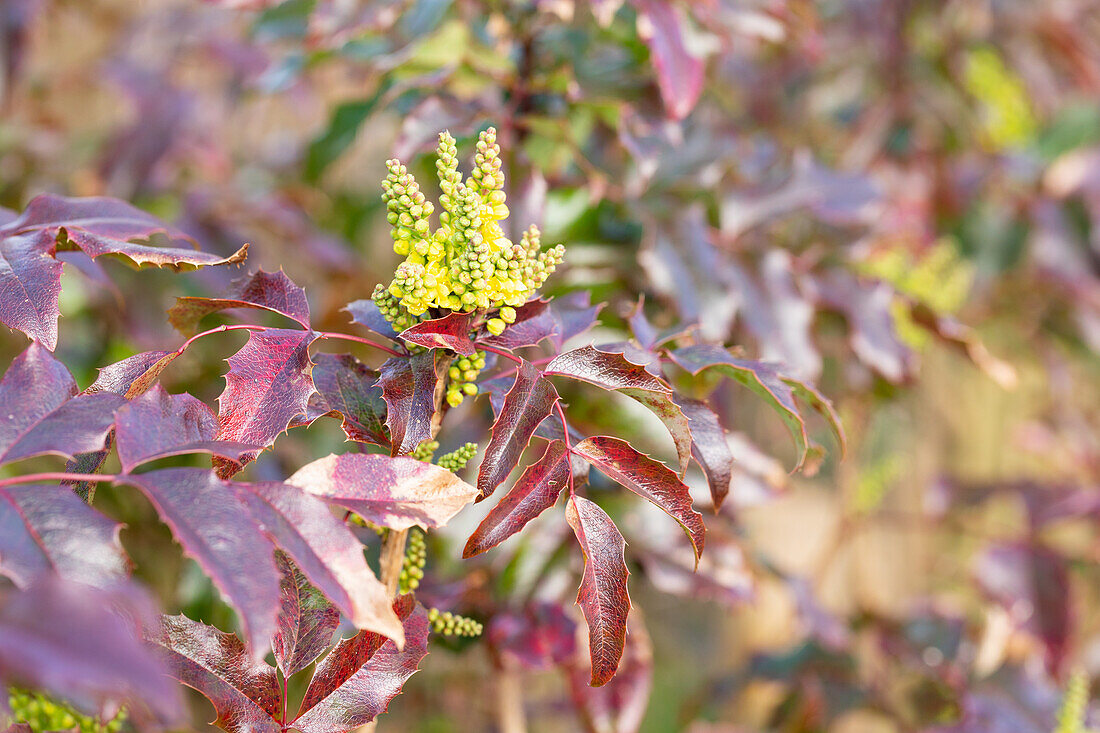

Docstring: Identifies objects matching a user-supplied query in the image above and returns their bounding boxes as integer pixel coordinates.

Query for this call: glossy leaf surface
[168,269,311,335]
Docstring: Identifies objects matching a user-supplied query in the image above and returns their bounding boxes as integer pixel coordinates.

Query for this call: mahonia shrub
[0,129,840,731]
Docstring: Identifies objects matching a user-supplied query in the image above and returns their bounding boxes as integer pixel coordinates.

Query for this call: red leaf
[568,615,653,733]
[168,269,311,335]
[287,452,477,531]
[669,344,817,470]
[632,0,705,120]
[477,360,559,500]
[673,395,733,510]
[8,193,248,271]
[310,353,389,448]
[566,496,630,687]
[0,484,127,588]
[477,299,558,350]
[114,385,259,472]
[150,614,281,733]
[487,602,577,670]
[546,345,691,476]
[0,343,123,466]
[85,349,178,399]
[121,468,281,654]
[293,595,430,731]
[233,480,404,644]
[573,436,705,563]
[464,440,570,557]
[378,351,445,456]
[0,231,62,350]
[215,328,319,474]
[399,310,476,355]
[1,578,184,727]
[272,552,340,679]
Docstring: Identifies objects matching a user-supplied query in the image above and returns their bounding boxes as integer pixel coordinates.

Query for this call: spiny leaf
[150,614,281,733]
[293,595,430,732]
[477,359,559,500]
[0,342,123,467]
[121,468,281,655]
[399,310,476,355]
[168,268,311,335]
[673,395,733,510]
[464,440,570,557]
[477,298,557,350]
[310,353,389,448]
[1,578,184,727]
[669,344,814,470]
[215,327,319,475]
[287,452,478,531]
[232,480,404,645]
[0,485,127,588]
[378,351,446,456]
[272,552,340,679]
[572,436,705,564]
[566,496,630,687]
[0,231,63,350]
[545,345,691,476]
[114,385,259,472]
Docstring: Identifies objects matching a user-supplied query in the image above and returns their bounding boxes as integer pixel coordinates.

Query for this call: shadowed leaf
[0,485,127,588]
[566,496,630,687]
[477,360,559,500]
[168,269,311,335]
[287,453,477,531]
[311,353,389,448]
[464,440,570,557]
[344,298,399,340]
[272,552,340,679]
[293,595,430,731]
[478,299,557,350]
[546,345,691,475]
[121,469,280,654]
[399,311,476,355]
[150,614,280,733]
[573,436,705,563]
[549,292,604,350]
[378,351,445,456]
[673,395,733,509]
[115,385,259,472]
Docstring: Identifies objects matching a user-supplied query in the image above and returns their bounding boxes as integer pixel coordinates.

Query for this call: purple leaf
[487,602,577,670]
[464,440,570,557]
[287,452,477,531]
[272,552,340,679]
[0,231,62,350]
[0,343,123,466]
[567,616,653,733]
[215,328,319,474]
[477,299,558,350]
[546,345,692,476]
[673,395,733,509]
[344,299,399,341]
[477,360,559,500]
[85,350,179,399]
[0,578,184,726]
[168,269,311,335]
[378,351,445,456]
[632,0,705,120]
[0,484,127,588]
[150,614,281,733]
[399,311,476,355]
[233,480,404,644]
[626,297,659,350]
[549,292,604,350]
[310,353,389,448]
[121,468,280,654]
[669,344,813,470]
[573,436,705,563]
[114,385,259,472]
[566,496,631,687]
[4,193,248,271]
[293,595,430,731]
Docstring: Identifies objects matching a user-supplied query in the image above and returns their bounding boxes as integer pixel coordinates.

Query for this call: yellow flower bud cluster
[372,127,565,329]
[445,351,487,407]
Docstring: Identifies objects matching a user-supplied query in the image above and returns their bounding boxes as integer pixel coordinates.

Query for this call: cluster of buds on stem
[372,127,565,356]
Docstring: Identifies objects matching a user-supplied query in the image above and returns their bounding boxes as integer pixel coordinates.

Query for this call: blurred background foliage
[2,0,1100,731]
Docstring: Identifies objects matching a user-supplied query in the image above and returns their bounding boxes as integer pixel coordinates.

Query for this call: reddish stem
[479,343,523,365]
[318,331,405,357]
[176,323,265,356]
[0,472,120,489]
